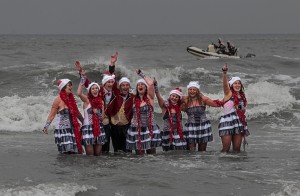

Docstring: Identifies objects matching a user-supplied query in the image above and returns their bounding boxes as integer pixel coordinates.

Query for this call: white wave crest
[114,65,185,89]
[0,94,59,132]
[201,81,296,121]
[269,183,300,196]
[246,81,296,119]
[273,55,300,60]
[0,183,97,196]
[0,80,296,132]
[261,74,300,85]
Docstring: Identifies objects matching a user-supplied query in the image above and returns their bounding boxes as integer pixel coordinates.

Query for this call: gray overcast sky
[0,0,299,34]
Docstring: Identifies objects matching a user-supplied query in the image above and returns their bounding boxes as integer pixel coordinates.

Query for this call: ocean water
[0,34,299,196]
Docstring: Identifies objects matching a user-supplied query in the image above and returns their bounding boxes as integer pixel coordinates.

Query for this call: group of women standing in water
[42,53,249,156]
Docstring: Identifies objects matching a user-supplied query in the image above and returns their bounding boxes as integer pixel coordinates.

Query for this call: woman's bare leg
[221,135,232,152]
[232,134,242,153]
[85,145,94,156]
[94,144,102,156]
[198,143,207,151]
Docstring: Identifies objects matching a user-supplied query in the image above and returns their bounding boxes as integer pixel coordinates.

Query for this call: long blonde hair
[186,88,204,107]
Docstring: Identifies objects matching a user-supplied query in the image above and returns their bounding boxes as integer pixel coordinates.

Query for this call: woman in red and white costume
[75,53,117,153]
[182,81,223,151]
[42,79,83,154]
[218,64,249,152]
[154,79,187,151]
[77,71,106,156]
[126,69,162,155]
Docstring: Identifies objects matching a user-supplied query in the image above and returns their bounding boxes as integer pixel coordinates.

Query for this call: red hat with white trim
[102,75,115,85]
[169,88,183,99]
[87,82,100,92]
[58,79,71,91]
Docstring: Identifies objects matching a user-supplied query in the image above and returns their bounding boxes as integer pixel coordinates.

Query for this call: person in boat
[153,79,187,151]
[77,72,106,156]
[126,69,162,155]
[218,64,250,152]
[227,41,237,56]
[182,81,224,151]
[42,79,84,154]
[213,38,226,54]
[75,53,118,153]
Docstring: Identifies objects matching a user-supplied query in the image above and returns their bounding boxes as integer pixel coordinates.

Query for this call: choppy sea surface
[0,34,299,196]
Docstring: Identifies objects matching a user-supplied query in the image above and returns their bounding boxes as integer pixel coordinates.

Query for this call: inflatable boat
[187,45,241,59]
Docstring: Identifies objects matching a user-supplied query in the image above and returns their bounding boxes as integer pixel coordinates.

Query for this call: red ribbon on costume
[135,95,153,152]
[232,90,247,127]
[60,91,83,154]
[167,100,183,143]
[88,93,103,139]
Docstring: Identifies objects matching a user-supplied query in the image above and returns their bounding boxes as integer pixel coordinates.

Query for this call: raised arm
[136,69,154,99]
[153,78,166,109]
[222,64,232,101]
[109,52,118,74]
[75,61,90,88]
[77,70,89,104]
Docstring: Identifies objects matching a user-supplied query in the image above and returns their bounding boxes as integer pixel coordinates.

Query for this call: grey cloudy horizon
[1,0,299,34]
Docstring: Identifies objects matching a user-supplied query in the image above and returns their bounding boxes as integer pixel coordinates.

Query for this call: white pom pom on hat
[229,76,241,86]
[187,81,200,90]
[58,79,71,91]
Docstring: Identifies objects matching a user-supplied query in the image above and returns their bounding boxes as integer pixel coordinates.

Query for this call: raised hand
[80,70,87,85]
[75,61,83,74]
[222,63,228,74]
[136,69,145,78]
[136,69,141,75]
[81,70,86,77]
[153,77,157,86]
[111,52,118,65]
[153,77,158,93]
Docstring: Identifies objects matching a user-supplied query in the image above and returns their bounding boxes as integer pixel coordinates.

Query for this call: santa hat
[136,78,148,88]
[58,79,71,91]
[187,81,200,90]
[102,75,115,85]
[87,82,100,92]
[119,77,131,86]
[169,88,183,99]
[229,76,241,86]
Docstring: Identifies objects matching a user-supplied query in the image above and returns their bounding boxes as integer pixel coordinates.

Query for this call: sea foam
[0,78,296,132]
[0,93,84,132]
[0,183,97,196]
[269,183,300,196]
[273,55,300,60]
